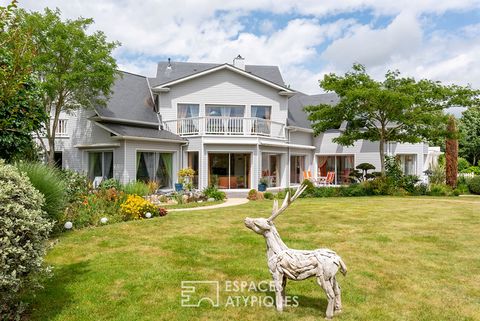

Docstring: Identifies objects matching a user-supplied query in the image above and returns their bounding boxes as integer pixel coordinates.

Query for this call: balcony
[163,117,286,138]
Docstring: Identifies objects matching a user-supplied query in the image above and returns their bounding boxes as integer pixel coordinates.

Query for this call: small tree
[459,107,480,166]
[445,115,458,188]
[0,1,47,162]
[306,64,480,174]
[21,8,119,166]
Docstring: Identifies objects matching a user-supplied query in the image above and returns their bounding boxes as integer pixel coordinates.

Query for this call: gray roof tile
[287,92,340,129]
[148,61,285,87]
[95,71,158,124]
[96,122,185,141]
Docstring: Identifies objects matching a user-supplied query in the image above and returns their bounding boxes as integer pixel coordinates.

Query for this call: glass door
[188,152,199,188]
[208,153,251,189]
[290,155,305,184]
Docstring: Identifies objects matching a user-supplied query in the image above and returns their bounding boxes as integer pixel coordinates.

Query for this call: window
[88,151,113,180]
[397,154,416,176]
[205,105,245,134]
[188,152,199,188]
[177,104,199,134]
[209,153,250,189]
[56,119,68,136]
[251,106,271,135]
[290,155,305,184]
[317,155,354,185]
[136,152,173,188]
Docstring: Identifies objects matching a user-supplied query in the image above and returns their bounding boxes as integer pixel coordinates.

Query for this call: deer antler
[268,184,308,222]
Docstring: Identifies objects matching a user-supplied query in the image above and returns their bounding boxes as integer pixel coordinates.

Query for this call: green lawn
[26,197,480,321]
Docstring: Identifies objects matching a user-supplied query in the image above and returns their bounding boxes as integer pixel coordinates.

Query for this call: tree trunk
[379,139,385,175]
[445,116,458,188]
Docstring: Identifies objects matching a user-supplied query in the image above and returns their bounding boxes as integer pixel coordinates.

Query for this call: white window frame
[55,119,68,137]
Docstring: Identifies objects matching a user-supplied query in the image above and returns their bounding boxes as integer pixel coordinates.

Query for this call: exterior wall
[313,130,428,177]
[158,69,288,125]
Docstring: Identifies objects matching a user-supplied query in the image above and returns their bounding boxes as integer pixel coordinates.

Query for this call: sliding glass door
[209,153,250,189]
[136,152,173,188]
[88,151,113,180]
[290,155,305,184]
[317,155,354,185]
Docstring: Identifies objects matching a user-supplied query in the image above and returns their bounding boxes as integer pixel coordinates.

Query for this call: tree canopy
[0,1,46,162]
[305,64,480,173]
[20,8,120,165]
[459,107,480,166]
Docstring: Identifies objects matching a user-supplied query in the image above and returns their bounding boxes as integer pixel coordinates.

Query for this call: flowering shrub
[121,194,159,220]
[0,161,53,320]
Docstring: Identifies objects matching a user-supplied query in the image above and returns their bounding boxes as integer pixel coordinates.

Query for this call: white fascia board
[75,143,121,148]
[287,126,314,133]
[260,141,316,150]
[90,116,159,127]
[152,64,295,94]
[111,136,185,144]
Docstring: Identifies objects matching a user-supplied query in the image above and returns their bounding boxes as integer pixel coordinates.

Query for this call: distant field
[26,197,480,321]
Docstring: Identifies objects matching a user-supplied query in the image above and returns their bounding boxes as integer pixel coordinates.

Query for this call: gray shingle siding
[287,92,340,129]
[95,122,186,141]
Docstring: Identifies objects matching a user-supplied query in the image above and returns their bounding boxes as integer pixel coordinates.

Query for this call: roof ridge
[117,70,147,78]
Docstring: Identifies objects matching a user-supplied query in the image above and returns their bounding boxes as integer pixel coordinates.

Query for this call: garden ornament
[244,184,347,319]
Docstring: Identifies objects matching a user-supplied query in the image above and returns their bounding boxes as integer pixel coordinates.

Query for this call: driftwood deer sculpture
[244,185,347,319]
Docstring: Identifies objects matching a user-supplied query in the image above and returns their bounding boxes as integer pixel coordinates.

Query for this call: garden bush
[123,181,150,196]
[263,192,274,200]
[362,176,393,195]
[99,178,121,190]
[61,188,127,229]
[461,166,480,175]
[120,194,160,220]
[458,157,471,172]
[0,162,53,320]
[338,183,370,197]
[467,176,480,195]
[247,189,258,200]
[428,184,454,196]
[15,162,67,222]
[311,187,340,197]
[202,186,226,201]
[300,179,315,197]
[60,169,90,203]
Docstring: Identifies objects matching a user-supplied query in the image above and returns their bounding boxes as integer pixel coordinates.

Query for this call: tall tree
[305,64,480,174]
[0,1,47,162]
[459,107,480,166]
[20,8,119,165]
[445,115,458,188]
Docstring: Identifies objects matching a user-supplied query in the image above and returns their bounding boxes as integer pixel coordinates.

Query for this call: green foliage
[0,2,46,162]
[99,178,121,191]
[459,107,480,166]
[458,157,471,172]
[0,160,53,320]
[461,166,480,175]
[467,176,480,195]
[305,63,479,173]
[263,192,274,200]
[62,188,126,229]
[123,181,150,196]
[202,186,226,201]
[428,184,454,196]
[400,175,421,194]
[60,169,90,203]
[300,179,315,197]
[247,189,258,200]
[362,176,394,195]
[428,163,446,185]
[15,162,67,222]
[275,188,296,200]
[385,156,403,182]
[310,187,340,197]
[20,8,119,164]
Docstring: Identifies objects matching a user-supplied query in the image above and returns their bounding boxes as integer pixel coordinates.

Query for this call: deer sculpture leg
[332,276,342,313]
[317,275,335,320]
[281,275,287,306]
[272,271,285,312]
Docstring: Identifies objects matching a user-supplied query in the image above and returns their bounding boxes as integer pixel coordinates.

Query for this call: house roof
[149,61,286,87]
[287,92,340,129]
[94,122,185,142]
[95,71,158,124]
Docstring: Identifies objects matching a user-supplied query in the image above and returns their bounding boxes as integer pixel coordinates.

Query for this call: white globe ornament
[64,221,73,230]
[145,212,152,219]
[100,217,108,224]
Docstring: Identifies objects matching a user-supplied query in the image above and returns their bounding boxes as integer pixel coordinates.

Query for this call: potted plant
[177,167,195,191]
[258,176,269,192]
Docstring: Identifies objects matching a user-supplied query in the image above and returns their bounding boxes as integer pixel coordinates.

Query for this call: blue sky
[6,0,480,93]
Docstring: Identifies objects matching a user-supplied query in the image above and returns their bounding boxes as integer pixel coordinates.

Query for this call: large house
[41,56,439,190]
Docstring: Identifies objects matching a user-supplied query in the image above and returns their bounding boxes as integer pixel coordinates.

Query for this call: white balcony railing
[164,117,286,138]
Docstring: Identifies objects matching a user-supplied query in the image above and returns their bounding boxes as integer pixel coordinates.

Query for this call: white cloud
[5,0,480,93]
